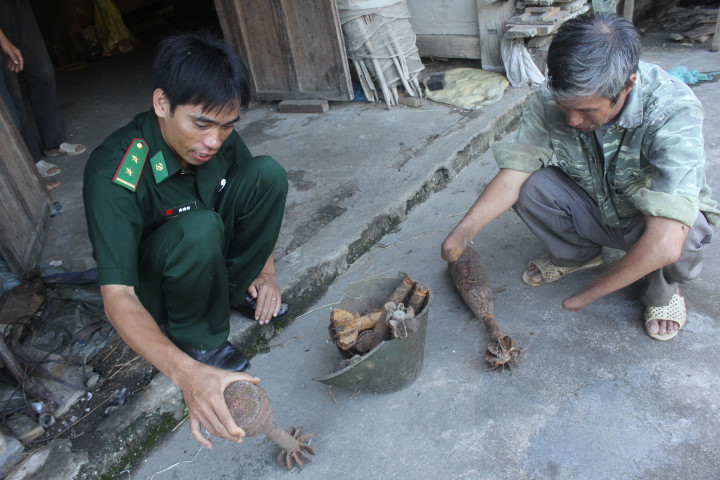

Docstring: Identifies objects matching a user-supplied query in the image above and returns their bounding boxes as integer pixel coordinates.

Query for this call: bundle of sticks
[330,275,428,356]
[340,6,424,108]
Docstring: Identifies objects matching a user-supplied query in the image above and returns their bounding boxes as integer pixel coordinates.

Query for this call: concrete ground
[3,26,720,480]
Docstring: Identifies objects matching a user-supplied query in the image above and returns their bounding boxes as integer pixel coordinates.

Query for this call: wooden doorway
[214,0,353,101]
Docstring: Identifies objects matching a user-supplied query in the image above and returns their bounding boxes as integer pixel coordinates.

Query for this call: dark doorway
[30,0,223,69]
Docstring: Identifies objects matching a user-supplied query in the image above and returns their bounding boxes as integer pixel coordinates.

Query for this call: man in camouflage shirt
[442,12,717,341]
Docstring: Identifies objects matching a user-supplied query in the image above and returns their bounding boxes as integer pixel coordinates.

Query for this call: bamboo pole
[353,59,376,102]
[370,57,393,108]
[387,43,415,97]
[412,77,423,98]
[358,60,378,101]
[390,84,399,104]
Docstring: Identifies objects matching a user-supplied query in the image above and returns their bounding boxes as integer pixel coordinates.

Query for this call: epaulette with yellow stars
[112,138,149,192]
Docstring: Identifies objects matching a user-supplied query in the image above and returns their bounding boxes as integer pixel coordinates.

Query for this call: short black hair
[547,12,641,104]
[153,31,250,114]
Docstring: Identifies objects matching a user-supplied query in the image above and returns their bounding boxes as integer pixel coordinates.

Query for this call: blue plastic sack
[667,66,720,85]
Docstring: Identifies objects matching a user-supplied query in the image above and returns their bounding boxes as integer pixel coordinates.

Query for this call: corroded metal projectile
[224,381,315,469]
[449,247,524,372]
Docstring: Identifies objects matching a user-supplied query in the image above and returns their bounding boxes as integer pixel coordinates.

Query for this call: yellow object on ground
[423,68,509,110]
[94,0,136,55]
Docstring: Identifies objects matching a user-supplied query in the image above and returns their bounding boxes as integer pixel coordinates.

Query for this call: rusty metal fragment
[224,381,315,470]
[448,247,524,372]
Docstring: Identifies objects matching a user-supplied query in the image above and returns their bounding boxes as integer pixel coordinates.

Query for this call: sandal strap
[644,292,686,341]
[644,292,686,327]
[528,253,603,284]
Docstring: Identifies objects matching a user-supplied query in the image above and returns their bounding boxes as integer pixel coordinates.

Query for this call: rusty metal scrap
[225,381,315,470]
[330,309,383,350]
[329,275,428,357]
[448,247,524,372]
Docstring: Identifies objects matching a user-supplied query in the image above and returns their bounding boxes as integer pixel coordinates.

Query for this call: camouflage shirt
[493,61,719,228]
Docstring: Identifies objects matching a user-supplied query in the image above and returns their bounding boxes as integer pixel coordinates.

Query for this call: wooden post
[477,0,517,72]
[711,6,720,52]
[623,0,635,22]
[0,97,52,274]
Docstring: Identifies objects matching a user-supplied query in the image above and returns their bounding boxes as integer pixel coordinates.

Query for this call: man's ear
[624,73,638,94]
[153,88,170,118]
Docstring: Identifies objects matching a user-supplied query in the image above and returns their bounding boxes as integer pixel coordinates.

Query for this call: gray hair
[546,12,641,104]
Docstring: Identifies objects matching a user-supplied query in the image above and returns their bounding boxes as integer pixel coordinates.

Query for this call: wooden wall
[214,0,353,101]
[0,100,52,275]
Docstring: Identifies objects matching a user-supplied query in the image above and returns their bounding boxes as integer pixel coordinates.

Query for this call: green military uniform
[83,109,288,349]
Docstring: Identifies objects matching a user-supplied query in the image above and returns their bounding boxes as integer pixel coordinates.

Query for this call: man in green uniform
[442,13,717,341]
[83,32,289,447]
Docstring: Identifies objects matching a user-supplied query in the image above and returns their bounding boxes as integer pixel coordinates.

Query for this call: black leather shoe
[170,337,250,372]
[235,296,291,323]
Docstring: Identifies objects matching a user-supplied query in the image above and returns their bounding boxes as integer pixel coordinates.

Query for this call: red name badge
[164,201,198,218]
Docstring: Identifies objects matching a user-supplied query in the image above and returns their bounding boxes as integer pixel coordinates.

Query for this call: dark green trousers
[137,155,287,350]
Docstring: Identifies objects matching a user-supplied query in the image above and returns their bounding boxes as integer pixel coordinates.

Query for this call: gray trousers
[0,0,65,160]
[515,166,713,306]
[0,53,20,127]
